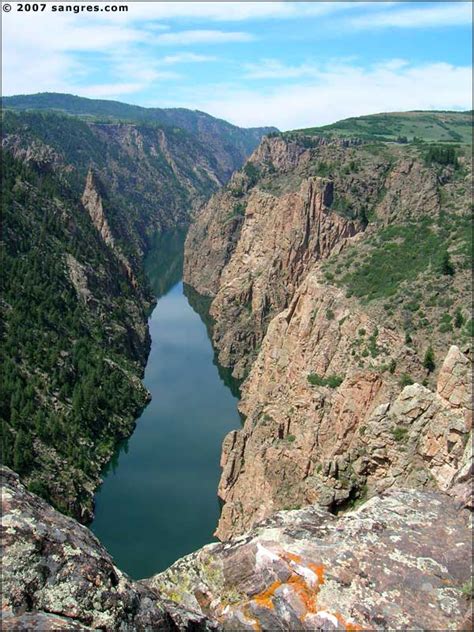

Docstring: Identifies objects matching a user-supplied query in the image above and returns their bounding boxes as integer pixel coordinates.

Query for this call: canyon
[1,102,472,630]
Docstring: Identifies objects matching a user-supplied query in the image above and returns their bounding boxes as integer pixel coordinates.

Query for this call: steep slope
[3,467,472,631]
[2,92,277,180]
[1,150,151,521]
[2,109,230,260]
[1,104,270,521]
[184,113,472,538]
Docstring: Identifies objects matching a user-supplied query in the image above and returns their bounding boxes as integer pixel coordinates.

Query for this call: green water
[91,231,241,579]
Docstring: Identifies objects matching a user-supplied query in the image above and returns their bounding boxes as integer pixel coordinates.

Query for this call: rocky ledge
[2,466,472,631]
[0,467,215,631]
[146,488,474,631]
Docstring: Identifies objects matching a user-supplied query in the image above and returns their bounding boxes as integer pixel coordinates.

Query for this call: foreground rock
[0,468,215,631]
[149,488,472,631]
[2,465,472,631]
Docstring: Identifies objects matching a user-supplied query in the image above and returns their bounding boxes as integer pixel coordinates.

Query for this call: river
[91,230,241,579]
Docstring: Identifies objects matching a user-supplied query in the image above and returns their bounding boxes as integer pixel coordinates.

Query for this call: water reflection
[184,283,243,399]
[144,228,187,299]
[91,230,242,578]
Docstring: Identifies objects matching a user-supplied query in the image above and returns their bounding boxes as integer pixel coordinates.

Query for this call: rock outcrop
[81,167,138,287]
[0,468,215,631]
[2,466,472,631]
[150,487,473,631]
[217,309,472,539]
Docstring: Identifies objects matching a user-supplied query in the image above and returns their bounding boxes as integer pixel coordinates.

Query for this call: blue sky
[2,1,472,130]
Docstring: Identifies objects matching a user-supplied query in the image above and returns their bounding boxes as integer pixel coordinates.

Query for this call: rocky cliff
[217,341,472,539]
[2,467,472,631]
[184,126,472,540]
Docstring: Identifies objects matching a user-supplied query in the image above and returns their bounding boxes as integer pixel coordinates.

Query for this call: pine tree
[440,251,455,276]
[423,346,436,373]
[454,308,465,328]
[13,430,32,474]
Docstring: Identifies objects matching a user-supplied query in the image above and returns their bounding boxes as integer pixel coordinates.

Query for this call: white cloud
[161,53,217,65]
[349,2,472,30]
[154,30,254,46]
[244,59,320,80]
[117,2,385,24]
[180,60,472,130]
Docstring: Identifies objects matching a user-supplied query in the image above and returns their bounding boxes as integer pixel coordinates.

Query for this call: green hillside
[290,110,472,144]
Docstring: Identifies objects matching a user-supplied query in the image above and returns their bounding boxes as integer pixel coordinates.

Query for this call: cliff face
[184,135,449,379]
[3,466,472,631]
[184,131,472,540]
[217,339,472,539]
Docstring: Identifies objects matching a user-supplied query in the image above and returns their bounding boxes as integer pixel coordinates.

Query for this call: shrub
[400,373,414,387]
[307,372,343,388]
[326,309,335,320]
[439,322,453,333]
[391,426,409,442]
[243,162,260,186]
[286,434,296,443]
[423,346,436,373]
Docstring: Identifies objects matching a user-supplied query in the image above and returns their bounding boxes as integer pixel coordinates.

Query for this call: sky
[1,1,472,130]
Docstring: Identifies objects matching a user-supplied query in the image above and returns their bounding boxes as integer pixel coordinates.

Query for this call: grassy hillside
[289,110,472,144]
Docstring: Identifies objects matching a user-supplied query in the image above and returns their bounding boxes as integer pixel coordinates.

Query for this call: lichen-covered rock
[2,466,472,631]
[148,488,473,631]
[0,467,216,631]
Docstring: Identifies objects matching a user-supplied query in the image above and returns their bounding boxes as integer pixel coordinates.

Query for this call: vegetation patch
[341,220,446,302]
[307,372,344,388]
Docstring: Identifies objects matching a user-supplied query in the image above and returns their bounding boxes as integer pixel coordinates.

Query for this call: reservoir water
[91,231,241,579]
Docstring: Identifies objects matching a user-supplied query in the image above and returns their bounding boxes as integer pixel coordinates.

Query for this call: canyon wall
[184,130,472,540]
[1,106,270,521]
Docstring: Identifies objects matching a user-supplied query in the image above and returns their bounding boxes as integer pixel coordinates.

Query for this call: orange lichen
[308,563,325,587]
[287,573,318,613]
[252,580,282,610]
[334,612,363,631]
[282,552,303,565]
